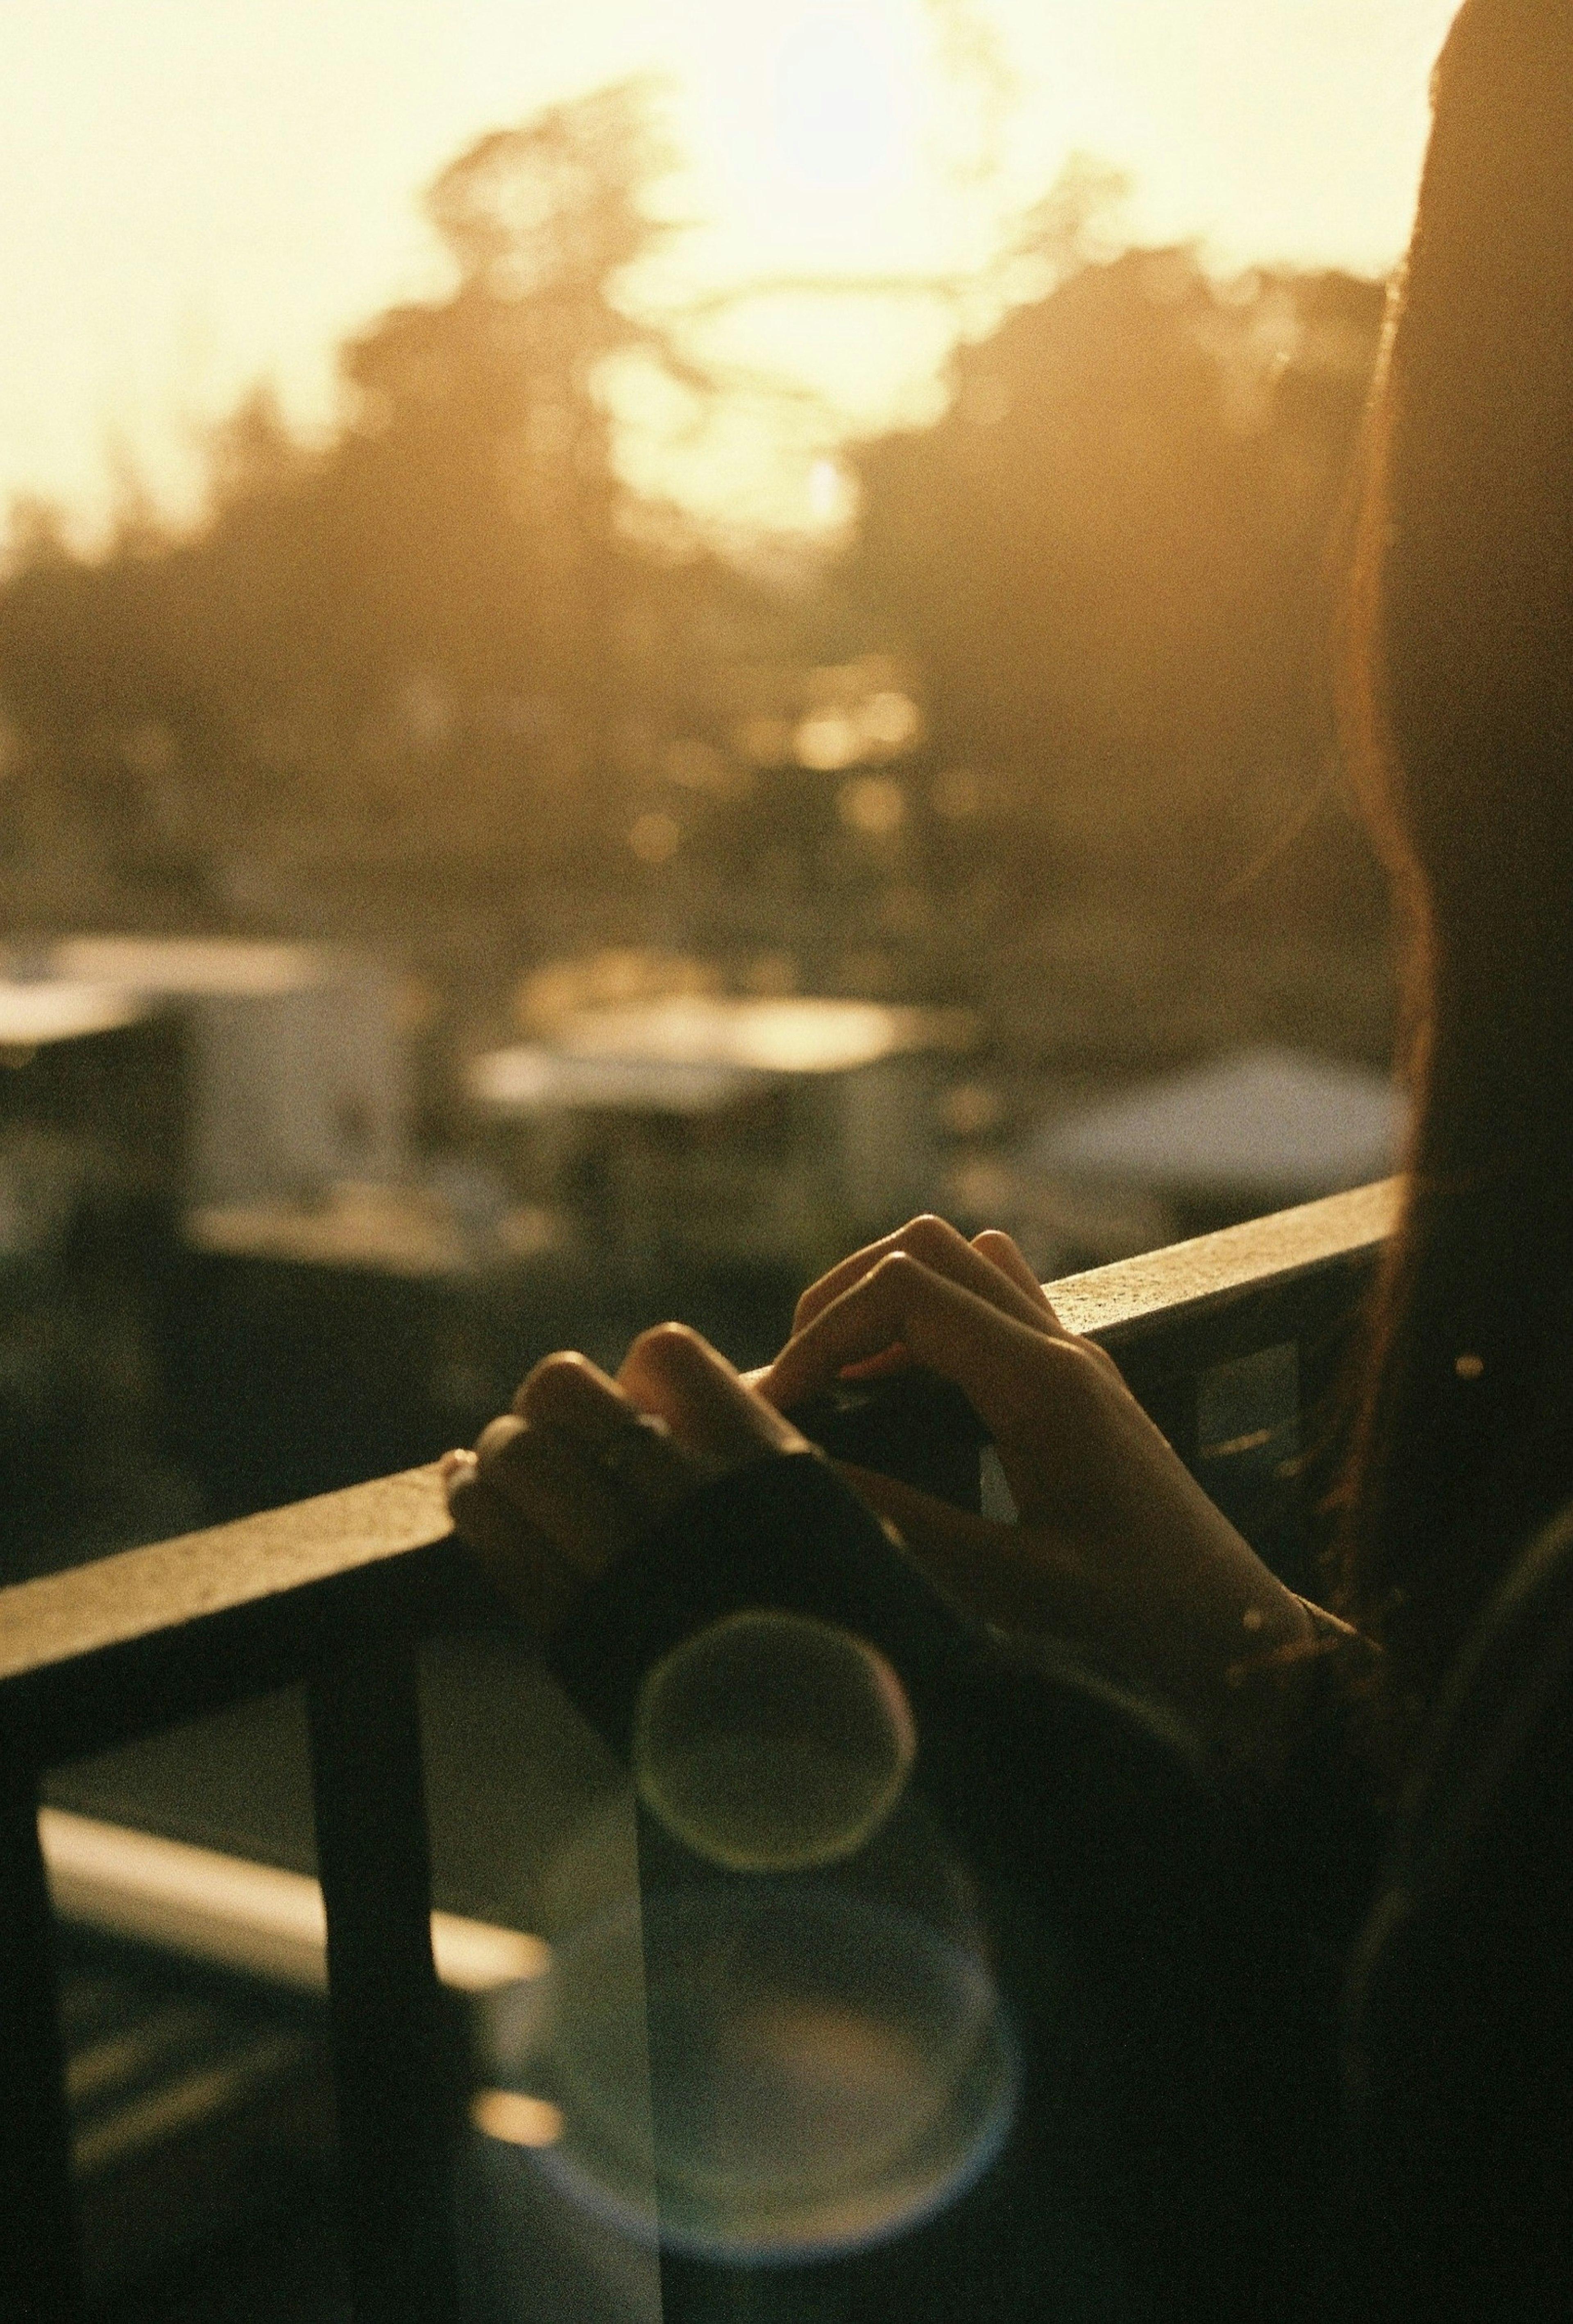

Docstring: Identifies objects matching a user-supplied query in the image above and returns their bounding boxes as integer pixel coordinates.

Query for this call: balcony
[0,1178,1396,2323]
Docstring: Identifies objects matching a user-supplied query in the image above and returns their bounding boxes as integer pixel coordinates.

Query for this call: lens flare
[633,1611,917,1873]
[531,1884,1018,2264]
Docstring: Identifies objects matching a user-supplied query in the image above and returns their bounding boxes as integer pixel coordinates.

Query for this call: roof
[48,937,335,997]
[471,998,972,1117]
[0,979,153,1049]
[549,997,968,1076]
[1024,1046,1403,1199]
[469,1046,764,1119]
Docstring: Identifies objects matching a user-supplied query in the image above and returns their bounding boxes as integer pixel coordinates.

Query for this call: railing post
[307,1636,462,2324]
[0,1757,85,2324]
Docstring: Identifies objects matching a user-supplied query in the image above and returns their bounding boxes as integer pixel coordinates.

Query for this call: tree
[836,248,1387,909]
[0,79,771,913]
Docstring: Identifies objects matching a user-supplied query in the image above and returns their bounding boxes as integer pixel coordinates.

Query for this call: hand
[759,1217,1316,1769]
[444,1324,808,1637]
[739,1215,1058,1397]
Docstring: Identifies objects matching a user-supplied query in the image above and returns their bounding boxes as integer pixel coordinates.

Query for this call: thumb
[836,1462,1043,1632]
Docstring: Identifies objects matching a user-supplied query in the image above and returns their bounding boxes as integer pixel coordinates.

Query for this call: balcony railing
[0,1177,1397,2323]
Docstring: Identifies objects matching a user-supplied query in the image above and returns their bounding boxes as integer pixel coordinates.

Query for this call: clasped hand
[446,1217,1313,1766]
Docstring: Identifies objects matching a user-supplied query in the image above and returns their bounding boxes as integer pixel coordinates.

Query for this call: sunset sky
[2,0,1460,545]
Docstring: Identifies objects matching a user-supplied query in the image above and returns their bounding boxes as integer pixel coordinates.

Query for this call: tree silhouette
[0,80,770,917]
[0,92,1391,1003]
[836,249,1387,915]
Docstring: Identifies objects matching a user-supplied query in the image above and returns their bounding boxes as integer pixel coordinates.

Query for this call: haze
[1,0,1459,542]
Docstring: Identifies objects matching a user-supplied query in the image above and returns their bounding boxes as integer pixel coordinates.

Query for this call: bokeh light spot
[795,710,861,771]
[472,2088,564,2148]
[839,773,907,838]
[628,811,681,865]
[769,14,905,193]
[857,690,922,753]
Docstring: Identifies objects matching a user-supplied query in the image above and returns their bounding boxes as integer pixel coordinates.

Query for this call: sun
[768,11,909,193]
[610,1,981,536]
[680,0,934,266]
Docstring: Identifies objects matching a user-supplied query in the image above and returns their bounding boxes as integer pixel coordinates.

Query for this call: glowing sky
[0,0,1460,545]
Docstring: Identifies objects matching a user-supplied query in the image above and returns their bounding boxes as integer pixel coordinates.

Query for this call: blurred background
[1,0,1451,1578]
[2,3,1448,2311]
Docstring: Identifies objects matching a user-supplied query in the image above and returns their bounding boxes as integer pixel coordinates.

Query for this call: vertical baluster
[0,1756,85,2322]
[307,1637,462,2324]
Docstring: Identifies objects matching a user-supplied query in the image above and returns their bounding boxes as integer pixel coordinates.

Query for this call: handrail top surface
[0,1465,452,1695]
[0,1179,1399,1719]
[1052,1176,1398,1348]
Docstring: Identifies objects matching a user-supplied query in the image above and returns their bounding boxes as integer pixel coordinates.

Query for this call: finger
[446,1467,581,1635]
[511,1350,621,1419]
[515,1352,699,1518]
[473,1413,643,1572]
[793,1216,1024,1332]
[970,1230,1063,1327]
[754,1351,915,1400]
[832,1343,913,1384]
[618,1323,808,1465]
[835,1462,995,1557]
[834,1462,1050,1632]
[834,1229,1067,1380]
[764,1252,1067,1443]
[792,1214,1059,1342]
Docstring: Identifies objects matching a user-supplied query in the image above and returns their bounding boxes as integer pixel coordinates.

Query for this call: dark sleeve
[546,1448,1303,2324]
[1336,1502,1573,2322]
[1270,1601,1392,2000]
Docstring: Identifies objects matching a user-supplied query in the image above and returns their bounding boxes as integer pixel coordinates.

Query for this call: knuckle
[475,1414,526,1467]
[900,1214,957,1260]
[874,1248,925,1289]
[516,1350,597,1420]
[1021,1333,1078,1390]
[1052,1337,1119,1399]
[631,1318,693,1356]
[792,1285,820,1330]
[629,1319,706,1372]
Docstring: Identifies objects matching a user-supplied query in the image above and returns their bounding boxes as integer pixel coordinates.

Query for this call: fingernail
[439,1448,477,1484]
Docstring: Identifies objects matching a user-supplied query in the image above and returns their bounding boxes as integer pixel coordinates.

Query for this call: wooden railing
[0,1178,1398,2323]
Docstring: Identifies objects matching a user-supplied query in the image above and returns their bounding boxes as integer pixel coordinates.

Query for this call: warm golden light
[766,11,910,193]
[675,0,933,259]
[807,458,852,526]
[1,0,1462,544]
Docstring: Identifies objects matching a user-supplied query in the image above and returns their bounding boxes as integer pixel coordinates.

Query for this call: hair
[1339,0,1573,1727]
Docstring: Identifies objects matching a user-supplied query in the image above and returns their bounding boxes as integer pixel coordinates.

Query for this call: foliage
[0,81,768,912]
[835,250,1388,910]
[0,83,1391,1004]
